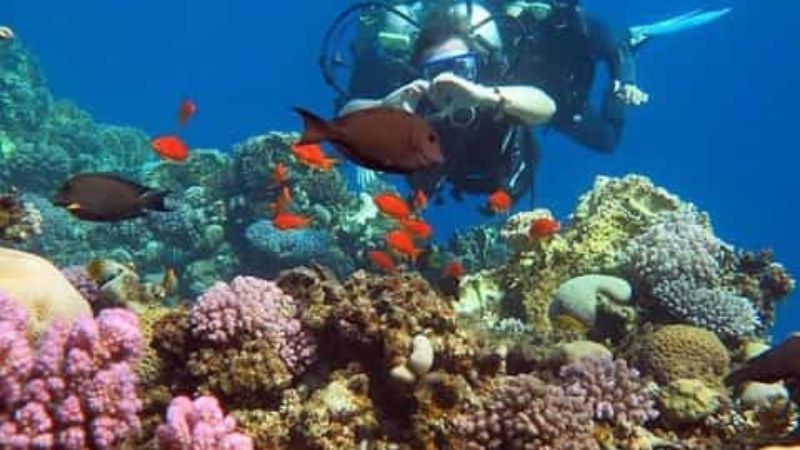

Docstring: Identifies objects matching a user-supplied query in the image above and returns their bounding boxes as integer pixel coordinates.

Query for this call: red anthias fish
[290,143,337,171]
[412,190,427,211]
[529,217,561,241]
[373,192,412,221]
[272,212,310,230]
[400,218,433,239]
[368,250,396,274]
[177,99,197,125]
[442,260,464,279]
[151,135,189,162]
[271,163,289,186]
[385,230,421,262]
[486,189,512,214]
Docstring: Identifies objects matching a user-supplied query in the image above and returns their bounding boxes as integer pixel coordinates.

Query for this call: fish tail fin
[141,190,171,212]
[629,8,732,49]
[293,107,329,144]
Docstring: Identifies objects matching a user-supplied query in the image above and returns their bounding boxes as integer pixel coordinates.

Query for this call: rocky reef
[1,37,798,450]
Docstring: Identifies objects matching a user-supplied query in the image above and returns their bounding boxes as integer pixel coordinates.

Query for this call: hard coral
[0,295,143,449]
[622,210,761,340]
[560,356,659,428]
[636,325,730,386]
[189,276,316,375]
[156,395,253,450]
[452,373,598,450]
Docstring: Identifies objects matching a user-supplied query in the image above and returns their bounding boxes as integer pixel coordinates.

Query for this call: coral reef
[621,210,761,340]
[156,395,253,450]
[0,294,143,449]
[635,325,730,386]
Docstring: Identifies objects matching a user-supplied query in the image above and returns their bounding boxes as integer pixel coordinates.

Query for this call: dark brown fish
[725,335,800,386]
[293,106,443,174]
[52,173,169,222]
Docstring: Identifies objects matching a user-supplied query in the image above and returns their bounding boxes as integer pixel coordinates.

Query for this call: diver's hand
[382,79,430,113]
[355,167,380,192]
[0,26,14,40]
[614,80,649,106]
[428,72,495,110]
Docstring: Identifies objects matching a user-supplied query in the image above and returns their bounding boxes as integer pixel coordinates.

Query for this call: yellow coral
[658,378,722,424]
[637,325,730,386]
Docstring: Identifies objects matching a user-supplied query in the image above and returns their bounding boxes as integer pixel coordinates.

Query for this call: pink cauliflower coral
[156,395,253,450]
[189,276,316,374]
[0,290,143,449]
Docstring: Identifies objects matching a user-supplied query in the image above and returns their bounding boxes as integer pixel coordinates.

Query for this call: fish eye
[427,133,437,143]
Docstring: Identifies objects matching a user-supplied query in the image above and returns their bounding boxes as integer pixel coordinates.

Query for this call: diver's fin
[629,8,732,49]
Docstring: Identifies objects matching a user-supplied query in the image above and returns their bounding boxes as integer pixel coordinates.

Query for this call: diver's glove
[382,79,430,113]
[355,167,380,192]
[428,72,497,110]
[613,80,650,106]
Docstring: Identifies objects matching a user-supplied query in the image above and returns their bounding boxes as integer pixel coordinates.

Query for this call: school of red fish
[103,99,560,278]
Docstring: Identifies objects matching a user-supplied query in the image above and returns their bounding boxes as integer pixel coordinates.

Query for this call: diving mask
[505,1,553,21]
[421,52,478,81]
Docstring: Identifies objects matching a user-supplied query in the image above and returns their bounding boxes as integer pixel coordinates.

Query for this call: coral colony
[1,30,798,450]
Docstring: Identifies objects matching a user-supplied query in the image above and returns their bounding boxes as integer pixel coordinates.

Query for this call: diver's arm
[339,79,430,116]
[481,85,556,126]
[428,73,556,126]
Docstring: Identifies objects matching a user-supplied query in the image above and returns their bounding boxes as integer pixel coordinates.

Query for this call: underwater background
[2,1,800,449]
[9,0,794,335]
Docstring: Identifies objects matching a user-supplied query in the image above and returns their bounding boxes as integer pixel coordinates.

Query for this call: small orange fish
[269,186,293,215]
[151,135,189,162]
[373,192,412,221]
[442,260,464,279]
[400,218,433,239]
[529,217,561,240]
[486,189,512,214]
[272,212,311,230]
[386,230,421,261]
[368,250,396,274]
[412,190,427,211]
[290,143,337,171]
[272,163,289,186]
[177,99,197,125]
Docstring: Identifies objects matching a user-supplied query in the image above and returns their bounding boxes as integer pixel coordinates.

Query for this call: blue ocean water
[7,0,798,338]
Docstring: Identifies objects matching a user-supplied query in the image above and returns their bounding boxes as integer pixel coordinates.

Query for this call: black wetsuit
[510,5,636,152]
[408,100,538,203]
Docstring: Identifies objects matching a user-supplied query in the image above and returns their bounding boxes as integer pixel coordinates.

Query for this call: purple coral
[452,373,597,450]
[189,276,316,374]
[0,292,143,449]
[156,395,253,450]
[560,356,659,427]
[621,210,760,339]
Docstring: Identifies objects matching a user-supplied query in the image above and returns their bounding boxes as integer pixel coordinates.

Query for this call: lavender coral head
[452,373,597,449]
[189,276,316,374]
[0,300,143,450]
[560,356,659,427]
[156,395,253,450]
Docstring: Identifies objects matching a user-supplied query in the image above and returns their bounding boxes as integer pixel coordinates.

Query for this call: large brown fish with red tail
[293,107,443,174]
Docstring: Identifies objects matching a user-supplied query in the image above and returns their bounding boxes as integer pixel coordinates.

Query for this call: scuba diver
[319,1,730,201]
[329,1,556,205]
[501,0,731,152]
